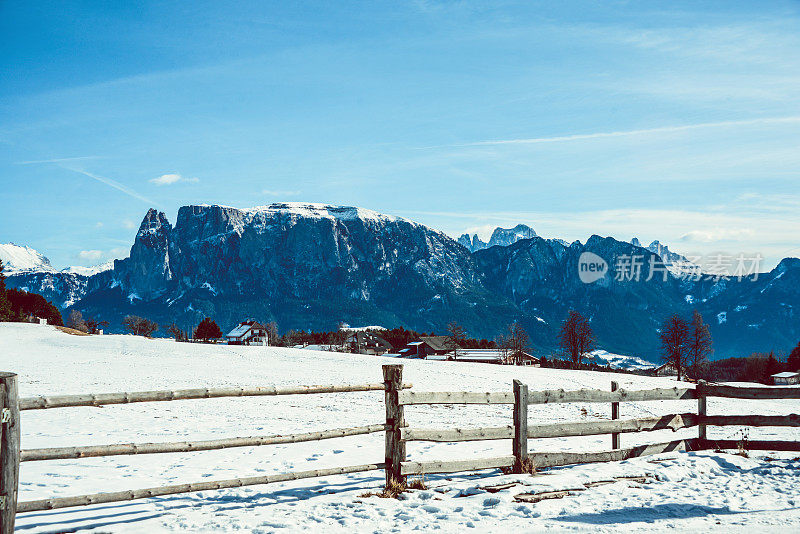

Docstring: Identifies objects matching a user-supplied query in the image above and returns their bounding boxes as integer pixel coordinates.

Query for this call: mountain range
[3,203,798,362]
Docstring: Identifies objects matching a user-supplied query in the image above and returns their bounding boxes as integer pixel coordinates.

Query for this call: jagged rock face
[458,224,537,252]
[81,203,515,336]
[15,203,798,360]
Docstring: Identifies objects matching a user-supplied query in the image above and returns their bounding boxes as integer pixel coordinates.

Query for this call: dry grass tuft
[56,326,90,336]
[501,458,537,475]
[360,476,426,499]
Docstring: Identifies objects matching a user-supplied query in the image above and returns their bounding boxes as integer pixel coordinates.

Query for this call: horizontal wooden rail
[529,439,693,469]
[400,413,697,442]
[401,426,513,442]
[400,440,694,475]
[398,391,513,405]
[529,413,696,439]
[700,384,800,400]
[401,455,515,475]
[21,424,386,462]
[527,387,696,405]
[19,383,411,411]
[702,414,800,427]
[16,462,384,513]
[399,387,695,406]
[697,439,800,452]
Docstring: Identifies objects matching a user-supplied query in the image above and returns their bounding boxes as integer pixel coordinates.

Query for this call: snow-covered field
[1,322,799,532]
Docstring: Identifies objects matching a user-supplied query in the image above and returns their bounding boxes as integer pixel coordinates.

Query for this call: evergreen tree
[0,259,12,321]
[194,317,222,342]
[788,342,800,371]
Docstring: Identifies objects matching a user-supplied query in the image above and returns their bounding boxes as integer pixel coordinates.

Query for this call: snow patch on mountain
[61,261,114,276]
[0,243,56,274]
[587,350,655,370]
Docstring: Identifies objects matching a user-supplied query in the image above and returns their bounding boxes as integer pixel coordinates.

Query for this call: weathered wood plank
[527,387,697,405]
[529,439,692,469]
[19,383,410,411]
[16,462,384,513]
[527,413,697,439]
[611,381,620,450]
[698,439,800,452]
[400,455,515,476]
[512,380,529,473]
[700,384,800,400]
[697,380,707,441]
[400,426,513,442]
[702,414,800,427]
[20,424,386,462]
[514,490,574,503]
[0,373,20,534]
[397,390,513,405]
[383,365,406,486]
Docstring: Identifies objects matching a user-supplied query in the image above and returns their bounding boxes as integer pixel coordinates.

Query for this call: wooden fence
[389,372,800,481]
[2,365,800,533]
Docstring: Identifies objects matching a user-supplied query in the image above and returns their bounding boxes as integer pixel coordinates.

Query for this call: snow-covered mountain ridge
[3,203,799,360]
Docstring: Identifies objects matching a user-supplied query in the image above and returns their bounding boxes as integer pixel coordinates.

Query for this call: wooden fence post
[383,364,405,486]
[611,381,619,450]
[697,380,707,448]
[1,373,20,534]
[512,379,529,472]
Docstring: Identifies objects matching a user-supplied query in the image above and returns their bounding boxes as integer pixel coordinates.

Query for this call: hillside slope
[4,323,800,533]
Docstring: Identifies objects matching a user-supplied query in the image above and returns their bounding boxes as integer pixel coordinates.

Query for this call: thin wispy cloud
[443,116,800,148]
[18,158,158,206]
[150,173,199,186]
[67,167,158,205]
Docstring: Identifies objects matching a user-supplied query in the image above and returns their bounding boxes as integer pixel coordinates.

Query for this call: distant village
[223,320,541,366]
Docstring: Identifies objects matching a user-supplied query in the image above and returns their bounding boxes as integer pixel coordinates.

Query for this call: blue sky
[1,1,799,270]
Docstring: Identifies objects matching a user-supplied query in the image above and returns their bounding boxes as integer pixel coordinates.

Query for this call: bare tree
[166,323,186,341]
[558,310,595,368]
[122,315,159,337]
[687,310,712,378]
[445,321,467,359]
[332,321,348,349]
[503,322,530,365]
[266,321,280,345]
[67,310,88,333]
[660,314,689,381]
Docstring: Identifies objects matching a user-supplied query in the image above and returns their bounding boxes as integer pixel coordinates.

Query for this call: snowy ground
[1,322,798,532]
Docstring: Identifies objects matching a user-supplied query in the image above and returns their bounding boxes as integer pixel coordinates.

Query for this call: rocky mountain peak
[459,224,537,252]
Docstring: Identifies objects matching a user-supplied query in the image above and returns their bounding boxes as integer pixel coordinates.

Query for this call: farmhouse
[397,336,455,359]
[345,331,393,355]
[226,320,268,346]
[654,362,678,376]
[431,348,540,366]
[772,371,800,385]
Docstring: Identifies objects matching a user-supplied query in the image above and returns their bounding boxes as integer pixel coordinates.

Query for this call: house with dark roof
[345,331,393,355]
[397,336,458,359]
[226,320,268,346]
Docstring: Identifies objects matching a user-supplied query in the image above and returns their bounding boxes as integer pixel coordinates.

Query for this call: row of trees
[0,260,63,325]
